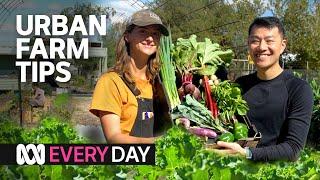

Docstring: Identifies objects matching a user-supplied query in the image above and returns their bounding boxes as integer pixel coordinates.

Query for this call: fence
[228,59,319,82]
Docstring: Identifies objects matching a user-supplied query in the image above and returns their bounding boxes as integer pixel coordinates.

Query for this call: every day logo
[12,144,155,165]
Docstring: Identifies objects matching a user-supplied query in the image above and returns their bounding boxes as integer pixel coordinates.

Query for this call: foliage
[60,3,115,40]
[0,117,132,179]
[101,22,127,68]
[0,119,320,179]
[44,93,74,120]
[132,126,320,179]
[151,0,265,58]
[172,95,227,132]
[172,34,234,76]
[307,79,320,149]
[71,75,86,87]
[60,3,116,77]
[269,0,320,69]
[211,80,249,123]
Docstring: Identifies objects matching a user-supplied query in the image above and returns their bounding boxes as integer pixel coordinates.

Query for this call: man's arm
[216,83,313,161]
[250,83,313,161]
[99,111,154,144]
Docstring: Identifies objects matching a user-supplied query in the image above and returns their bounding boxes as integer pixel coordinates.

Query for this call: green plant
[307,79,320,149]
[212,80,249,123]
[0,121,320,179]
[49,93,74,120]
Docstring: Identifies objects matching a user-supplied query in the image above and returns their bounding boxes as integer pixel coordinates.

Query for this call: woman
[90,9,169,144]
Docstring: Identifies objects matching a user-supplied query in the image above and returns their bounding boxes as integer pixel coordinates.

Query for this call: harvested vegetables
[233,122,249,140]
[159,30,180,109]
[177,73,201,101]
[172,94,227,133]
[188,127,217,138]
[218,132,234,142]
[169,34,251,144]
[172,34,234,76]
[211,80,249,124]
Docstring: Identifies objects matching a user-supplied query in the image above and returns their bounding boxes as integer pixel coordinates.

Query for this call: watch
[245,147,253,159]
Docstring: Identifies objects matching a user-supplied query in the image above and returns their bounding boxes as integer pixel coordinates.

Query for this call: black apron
[119,74,172,138]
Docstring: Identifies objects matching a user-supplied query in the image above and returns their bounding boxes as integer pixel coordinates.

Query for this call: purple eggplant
[188,127,217,138]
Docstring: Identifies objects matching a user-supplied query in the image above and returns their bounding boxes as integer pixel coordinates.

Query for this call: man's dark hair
[248,17,286,38]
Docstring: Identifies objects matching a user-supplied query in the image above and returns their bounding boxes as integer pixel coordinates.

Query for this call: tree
[102,22,127,68]
[269,0,320,69]
[60,3,116,78]
[150,0,265,58]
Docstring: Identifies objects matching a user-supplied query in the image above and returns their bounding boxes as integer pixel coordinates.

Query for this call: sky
[0,0,272,45]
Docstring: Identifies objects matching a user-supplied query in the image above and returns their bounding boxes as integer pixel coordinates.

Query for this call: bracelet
[245,147,252,159]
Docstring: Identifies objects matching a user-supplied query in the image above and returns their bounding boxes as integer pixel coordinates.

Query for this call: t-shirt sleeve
[250,82,314,161]
[89,74,122,117]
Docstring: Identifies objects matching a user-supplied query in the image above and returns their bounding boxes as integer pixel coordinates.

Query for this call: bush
[42,93,74,121]
[307,79,320,149]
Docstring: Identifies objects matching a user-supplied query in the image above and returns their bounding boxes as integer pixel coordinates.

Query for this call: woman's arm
[99,111,155,144]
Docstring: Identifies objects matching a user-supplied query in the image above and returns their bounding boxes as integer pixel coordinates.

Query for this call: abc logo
[16,144,45,165]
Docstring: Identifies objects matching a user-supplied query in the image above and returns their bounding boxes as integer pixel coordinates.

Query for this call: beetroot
[185,83,196,94]
[193,87,201,101]
[178,86,185,100]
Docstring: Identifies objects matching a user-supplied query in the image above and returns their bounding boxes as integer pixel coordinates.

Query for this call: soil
[70,96,100,126]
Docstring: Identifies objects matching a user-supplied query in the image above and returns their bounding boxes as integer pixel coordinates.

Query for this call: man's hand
[211,141,246,157]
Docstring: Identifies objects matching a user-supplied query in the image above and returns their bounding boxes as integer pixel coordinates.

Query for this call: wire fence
[228,59,320,83]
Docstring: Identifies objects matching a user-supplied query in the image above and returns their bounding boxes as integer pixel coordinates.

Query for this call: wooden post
[306,61,309,81]
[18,70,23,127]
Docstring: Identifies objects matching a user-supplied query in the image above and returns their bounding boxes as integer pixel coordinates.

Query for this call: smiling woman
[89,10,169,144]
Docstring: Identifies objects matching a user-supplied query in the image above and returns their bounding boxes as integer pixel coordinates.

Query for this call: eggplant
[188,127,217,138]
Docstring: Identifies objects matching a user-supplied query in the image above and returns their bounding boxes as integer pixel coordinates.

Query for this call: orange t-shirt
[89,72,153,134]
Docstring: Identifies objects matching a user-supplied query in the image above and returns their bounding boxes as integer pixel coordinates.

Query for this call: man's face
[248,26,287,70]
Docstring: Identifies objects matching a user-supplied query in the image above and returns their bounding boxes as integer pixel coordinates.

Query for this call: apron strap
[118,73,141,97]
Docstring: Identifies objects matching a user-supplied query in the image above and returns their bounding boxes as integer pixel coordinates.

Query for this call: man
[216,17,313,161]
[29,83,45,107]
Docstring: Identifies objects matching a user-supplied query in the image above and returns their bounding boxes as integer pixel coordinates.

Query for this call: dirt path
[70,96,100,125]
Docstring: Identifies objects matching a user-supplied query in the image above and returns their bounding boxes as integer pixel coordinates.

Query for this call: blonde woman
[90,10,169,144]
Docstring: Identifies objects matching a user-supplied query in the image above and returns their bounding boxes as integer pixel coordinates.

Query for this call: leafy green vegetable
[172,34,234,76]
[211,80,249,124]
[218,132,234,142]
[172,94,227,132]
[233,122,248,140]
[1,118,319,179]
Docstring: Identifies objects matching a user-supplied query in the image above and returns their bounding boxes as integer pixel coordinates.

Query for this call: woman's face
[126,25,161,58]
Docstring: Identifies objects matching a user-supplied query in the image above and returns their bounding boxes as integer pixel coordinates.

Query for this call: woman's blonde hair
[109,25,161,84]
